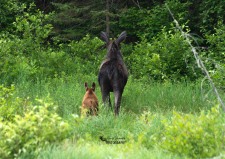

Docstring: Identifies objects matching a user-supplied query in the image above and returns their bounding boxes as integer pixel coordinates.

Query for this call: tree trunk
[106,0,110,36]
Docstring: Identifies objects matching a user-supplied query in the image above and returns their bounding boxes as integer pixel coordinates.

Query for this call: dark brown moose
[81,82,99,117]
[98,31,128,116]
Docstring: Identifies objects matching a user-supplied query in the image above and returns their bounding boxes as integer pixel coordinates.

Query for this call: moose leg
[102,90,112,108]
[114,90,122,116]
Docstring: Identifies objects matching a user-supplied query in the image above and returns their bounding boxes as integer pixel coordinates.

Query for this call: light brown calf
[81,82,98,116]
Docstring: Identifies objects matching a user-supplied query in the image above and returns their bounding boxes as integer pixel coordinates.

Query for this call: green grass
[16,75,217,117]
[13,75,224,159]
[35,110,188,159]
[37,141,189,159]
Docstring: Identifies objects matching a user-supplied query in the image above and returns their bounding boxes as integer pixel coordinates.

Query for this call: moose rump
[98,31,128,116]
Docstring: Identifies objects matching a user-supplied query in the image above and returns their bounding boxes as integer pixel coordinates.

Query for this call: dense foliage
[0,91,71,159]
[129,27,200,80]
[138,105,225,158]
[160,106,224,158]
[0,85,25,121]
[0,0,224,84]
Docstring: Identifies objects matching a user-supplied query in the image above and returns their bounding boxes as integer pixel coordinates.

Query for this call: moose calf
[81,82,98,116]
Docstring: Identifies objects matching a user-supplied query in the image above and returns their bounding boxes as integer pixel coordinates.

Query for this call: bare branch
[132,0,141,9]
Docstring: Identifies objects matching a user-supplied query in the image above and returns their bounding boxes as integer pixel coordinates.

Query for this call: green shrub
[0,0,26,32]
[0,100,71,159]
[0,5,54,83]
[129,28,199,81]
[199,0,225,34]
[0,31,104,84]
[13,8,52,44]
[160,105,224,158]
[0,85,26,121]
[0,36,33,83]
[66,34,104,74]
[203,22,225,89]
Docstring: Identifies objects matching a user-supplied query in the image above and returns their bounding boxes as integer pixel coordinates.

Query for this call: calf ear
[92,82,96,91]
[115,31,127,45]
[85,82,88,91]
[100,31,109,43]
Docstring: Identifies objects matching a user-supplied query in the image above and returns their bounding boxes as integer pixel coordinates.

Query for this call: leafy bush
[0,85,26,121]
[160,105,224,158]
[0,35,36,83]
[12,5,52,44]
[0,100,71,159]
[0,6,104,83]
[0,27,104,84]
[129,27,199,81]
[199,0,225,34]
[66,34,104,74]
[0,5,54,83]
[203,22,225,89]
[0,0,26,32]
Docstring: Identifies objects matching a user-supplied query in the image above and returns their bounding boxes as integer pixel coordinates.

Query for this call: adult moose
[98,31,128,116]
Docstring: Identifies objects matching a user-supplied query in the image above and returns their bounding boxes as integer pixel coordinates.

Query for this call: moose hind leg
[114,90,122,116]
[102,90,112,108]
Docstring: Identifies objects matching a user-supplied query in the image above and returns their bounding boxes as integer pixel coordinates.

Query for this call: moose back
[98,31,128,116]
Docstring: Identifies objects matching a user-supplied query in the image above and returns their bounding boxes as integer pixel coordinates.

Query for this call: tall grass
[123,78,217,113]
[15,75,217,118]
[12,75,224,159]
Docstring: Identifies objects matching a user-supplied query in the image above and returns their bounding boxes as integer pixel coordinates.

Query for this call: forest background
[0,0,224,84]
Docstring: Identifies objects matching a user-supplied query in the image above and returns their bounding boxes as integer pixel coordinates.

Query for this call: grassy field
[16,74,216,116]
[12,74,224,159]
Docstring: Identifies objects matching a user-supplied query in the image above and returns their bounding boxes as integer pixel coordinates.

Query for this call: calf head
[85,82,96,94]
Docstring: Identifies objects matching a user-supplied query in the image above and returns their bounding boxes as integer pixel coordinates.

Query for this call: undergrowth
[0,77,224,158]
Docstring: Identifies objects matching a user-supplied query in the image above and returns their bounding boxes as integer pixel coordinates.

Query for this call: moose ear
[115,31,127,45]
[100,31,109,43]
[92,82,96,91]
[84,82,88,90]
